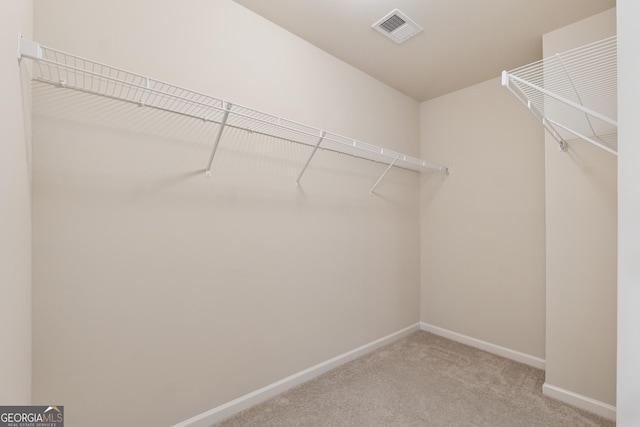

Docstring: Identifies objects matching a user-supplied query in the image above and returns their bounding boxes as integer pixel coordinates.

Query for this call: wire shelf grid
[22,37,446,174]
[503,36,617,155]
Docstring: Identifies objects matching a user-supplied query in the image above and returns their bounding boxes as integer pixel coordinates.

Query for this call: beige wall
[22,1,625,424]
[617,2,640,425]
[0,0,33,404]
[543,9,617,406]
[419,78,546,359]
[31,0,420,425]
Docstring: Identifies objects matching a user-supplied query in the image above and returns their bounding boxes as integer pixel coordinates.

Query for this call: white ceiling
[232,0,615,101]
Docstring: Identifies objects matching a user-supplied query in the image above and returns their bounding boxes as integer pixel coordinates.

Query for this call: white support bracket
[205,102,232,177]
[370,154,400,194]
[17,33,42,60]
[295,131,325,187]
[546,119,618,156]
[507,73,617,127]
[555,53,600,140]
[502,71,567,151]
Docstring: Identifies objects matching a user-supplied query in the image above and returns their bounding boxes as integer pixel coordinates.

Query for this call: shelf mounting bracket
[502,71,567,151]
[370,154,401,194]
[205,102,232,177]
[17,33,42,60]
[295,131,325,186]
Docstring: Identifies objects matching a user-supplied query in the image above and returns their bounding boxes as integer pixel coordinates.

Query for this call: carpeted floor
[215,331,615,426]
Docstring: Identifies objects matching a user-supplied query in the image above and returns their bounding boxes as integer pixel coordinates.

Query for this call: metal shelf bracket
[205,102,232,177]
[370,154,400,194]
[296,131,325,186]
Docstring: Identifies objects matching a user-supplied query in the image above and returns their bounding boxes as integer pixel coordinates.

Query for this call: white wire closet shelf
[17,35,448,193]
[502,36,617,156]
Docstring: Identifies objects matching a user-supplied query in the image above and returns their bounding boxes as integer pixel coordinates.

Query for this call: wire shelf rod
[546,118,617,156]
[508,36,616,75]
[502,35,617,156]
[19,35,447,179]
[506,74,616,126]
[34,67,446,171]
[555,53,600,139]
[502,71,567,149]
[33,70,448,173]
[513,59,617,86]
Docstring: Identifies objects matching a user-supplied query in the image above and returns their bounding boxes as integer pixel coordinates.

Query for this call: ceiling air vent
[372,9,423,44]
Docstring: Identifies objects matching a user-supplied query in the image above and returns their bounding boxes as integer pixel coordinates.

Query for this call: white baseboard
[543,383,616,421]
[172,323,420,427]
[420,322,546,370]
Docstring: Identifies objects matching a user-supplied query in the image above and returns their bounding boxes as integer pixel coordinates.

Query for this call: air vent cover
[372,9,423,44]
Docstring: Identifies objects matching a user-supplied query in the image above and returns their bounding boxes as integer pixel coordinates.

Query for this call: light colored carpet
[215,331,615,426]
